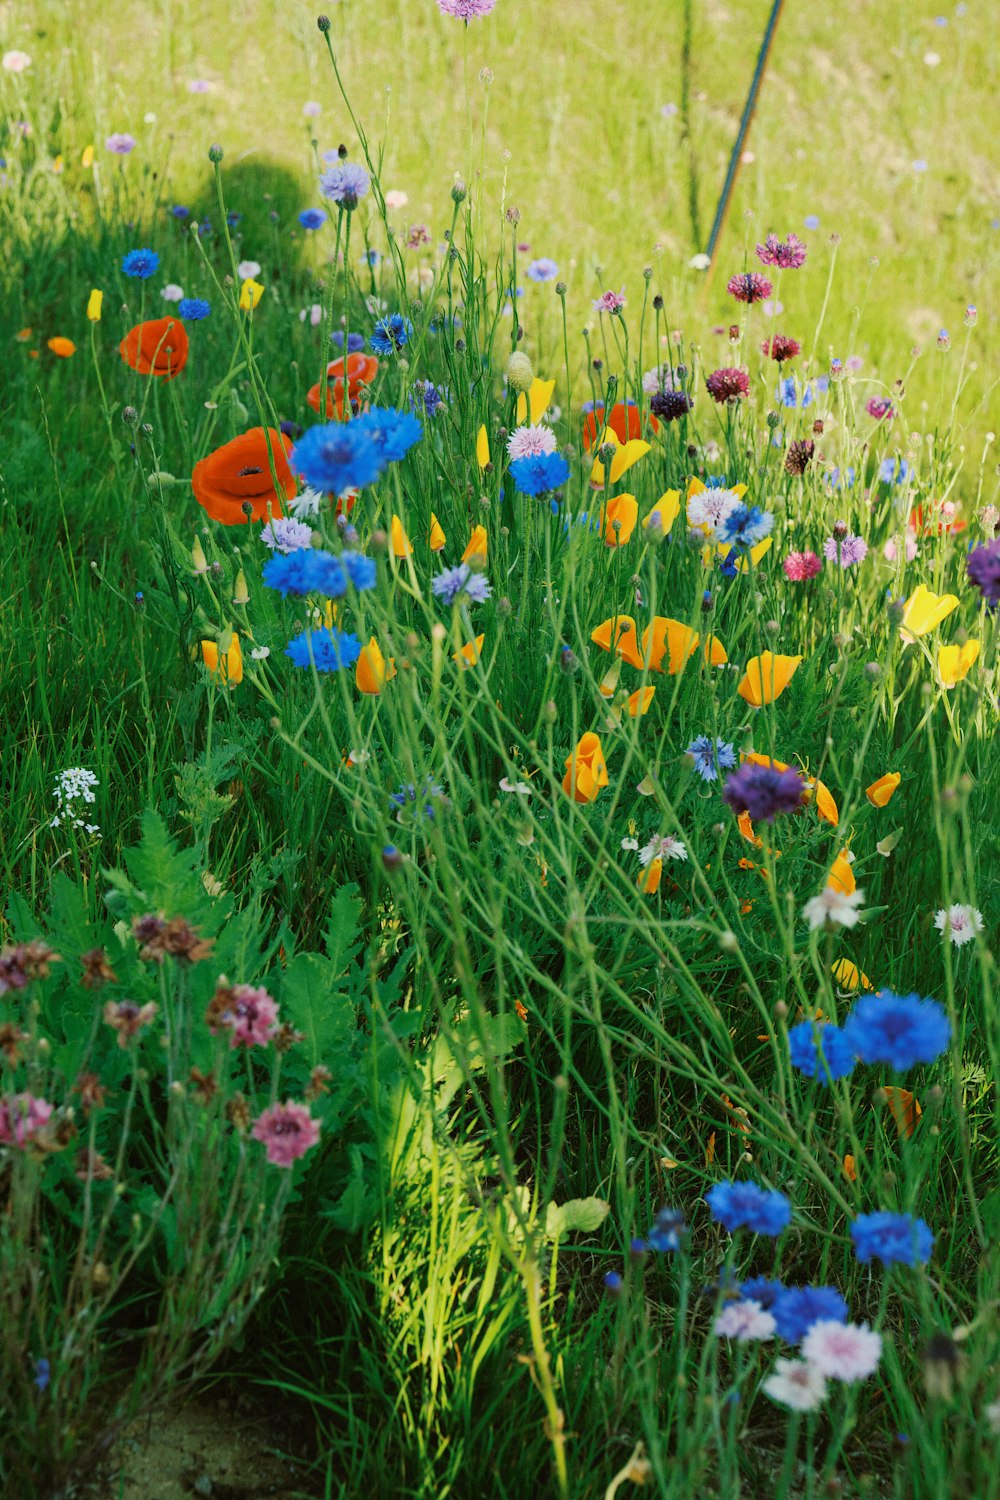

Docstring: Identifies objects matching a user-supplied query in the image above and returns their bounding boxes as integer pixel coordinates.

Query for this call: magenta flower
[436,0,496,16]
[761,334,801,363]
[209,983,280,1048]
[593,288,626,315]
[866,396,894,420]
[705,367,750,404]
[0,1092,53,1148]
[726,272,773,305]
[252,1100,321,1167]
[783,550,822,581]
[824,532,868,567]
[756,233,807,269]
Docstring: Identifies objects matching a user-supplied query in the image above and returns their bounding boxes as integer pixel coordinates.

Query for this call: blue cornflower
[432,563,492,605]
[804,214,820,230]
[645,1207,686,1252]
[177,297,211,321]
[197,219,213,237]
[121,247,160,279]
[879,457,911,485]
[686,736,737,783]
[843,991,950,1070]
[370,314,413,355]
[772,1285,848,1343]
[34,1358,50,1393]
[739,1276,784,1309]
[851,1211,934,1267]
[510,452,571,496]
[526,257,559,282]
[705,1181,792,1237]
[776,376,810,408]
[285,628,361,672]
[826,466,856,490]
[788,1020,857,1084]
[390,779,445,822]
[718,551,739,579]
[290,423,385,495]
[412,380,446,418]
[331,330,366,352]
[319,161,370,208]
[354,406,424,464]
[603,1270,624,1295]
[262,548,375,598]
[341,552,377,591]
[171,205,190,219]
[705,475,729,489]
[298,207,326,230]
[226,211,241,227]
[720,504,774,549]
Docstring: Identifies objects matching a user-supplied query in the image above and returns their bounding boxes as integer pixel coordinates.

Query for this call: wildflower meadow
[2,2,999,1496]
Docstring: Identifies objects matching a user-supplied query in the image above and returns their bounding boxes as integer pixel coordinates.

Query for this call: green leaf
[544,1197,611,1241]
[279,952,357,1066]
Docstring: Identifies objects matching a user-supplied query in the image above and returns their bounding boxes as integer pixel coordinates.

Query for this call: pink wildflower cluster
[252,1100,321,1167]
[756,232,807,269]
[207,981,280,1049]
[783,550,822,582]
[0,1092,53,1147]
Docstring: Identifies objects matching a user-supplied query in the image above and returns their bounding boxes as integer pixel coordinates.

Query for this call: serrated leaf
[323,883,363,977]
[279,952,356,1065]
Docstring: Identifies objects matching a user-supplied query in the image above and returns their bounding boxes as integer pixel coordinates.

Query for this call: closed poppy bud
[598,658,623,698]
[562,732,609,803]
[842,1154,857,1182]
[86,289,103,322]
[428,513,446,552]
[627,687,655,716]
[239,277,264,311]
[390,514,413,558]
[462,524,488,566]
[866,772,901,808]
[901,584,959,639]
[832,958,873,992]
[937,640,980,687]
[476,425,490,469]
[201,633,243,685]
[356,637,396,695]
[47,337,76,357]
[452,634,485,668]
[637,857,663,894]
[737,651,803,706]
[604,492,638,547]
[232,569,250,605]
[82,144,95,168]
[827,850,856,895]
[191,536,209,574]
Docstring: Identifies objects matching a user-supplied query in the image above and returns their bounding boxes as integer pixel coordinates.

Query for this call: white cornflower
[802,885,865,932]
[288,487,324,519]
[687,487,742,539]
[762,1358,828,1413]
[161,284,184,303]
[52,768,101,836]
[934,904,984,948]
[642,363,675,396]
[639,834,687,867]
[499,777,532,796]
[237,259,261,281]
[801,1321,882,1382]
[250,646,270,661]
[713,1300,776,1343]
[3,50,32,72]
[384,189,408,211]
[506,424,557,461]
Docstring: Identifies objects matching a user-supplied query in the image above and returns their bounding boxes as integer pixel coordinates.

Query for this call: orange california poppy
[192,428,296,525]
[582,402,659,451]
[562,732,609,803]
[306,352,380,417]
[866,772,900,808]
[47,336,76,358]
[119,317,189,380]
[882,1086,921,1139]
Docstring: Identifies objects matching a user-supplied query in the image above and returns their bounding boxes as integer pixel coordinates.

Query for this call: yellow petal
[627,687,655,716]
[390,514,413,558]
[356,637,396,695]
[643,490,681,537]
[638,858,663,894]
[733,536,774,572]
[239,277,264,311]
[832,958,873,992]
[462,525,488,566]
[86,289,103,322]
[737,652,803,706]
[428,513,446,552]
[828,850,856,896]
[643,618,699,675]
[516,377,555,425]
[937,640,980,687]
[866,772,901,808]
[201,633,243,685]
[476,425,490,469]
[81,144,95,168]
[453,634,485,668]
[603,492,638,547]
[901,584,959,639]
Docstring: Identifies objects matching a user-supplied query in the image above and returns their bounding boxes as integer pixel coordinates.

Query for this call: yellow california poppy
[589,428,650,488]
[462,525,488,566]
[476,425,490,468]
[866,772,900,808]
[390,514,413,558]
[642,490,681,537]
[883,1087,921,1139]
[201,633,243,685]
[428,514,446,552]
[515,376,555,425]
[627,687,655,716]
[603,492,638,547]
[86,289,103,322]
[828,850,856,896]
[239,277,264,311]
[637,858,663,894]
[591,614,644,670]
[832,958,874,992]
[901,584,959,638]
[737,651,802,706]
[643,618,700,675]
[562,732,609,803]
[937,639,980,687]
[356,637,396,695]
[81,144,95,168]
[452,635,485,668]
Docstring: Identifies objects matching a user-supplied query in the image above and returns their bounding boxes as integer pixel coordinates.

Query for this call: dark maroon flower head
[762,333,801,363]
[650,389,693,422]
[756,233,807,270]
[967,539,1000,607]
[727,271,773,305]
[785,439,815,476]
[722,762,807,822]
[706,367,750,405]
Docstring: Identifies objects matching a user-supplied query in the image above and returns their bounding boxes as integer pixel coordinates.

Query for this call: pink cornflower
[783,550,822,581]
[756,233,807,269]
[801,1321,882,1382]
[761,334,801,363]
[436,0,496,17]
[593,289,626,315]
[866,396,894,420]
[507,424,557,461]
[823,532,868,567]
[726,272,773,304]
[714,1299,777,1342]
[705,367,749,404]
[0,1092,53,1148]
[103,999,158,1048]
[207,981,279,1048]
[883,531,918,563]
[406,223,431,249]
[252,1100,321,1166]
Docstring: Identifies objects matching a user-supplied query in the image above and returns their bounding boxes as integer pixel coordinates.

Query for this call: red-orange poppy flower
[909,503,966,537]
[306,352,380,417]
[192,428,296,525]
[119,317,189,380]
[581,402,659,451]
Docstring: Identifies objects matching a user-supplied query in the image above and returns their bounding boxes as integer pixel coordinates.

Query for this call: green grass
[1,5,1000,1498]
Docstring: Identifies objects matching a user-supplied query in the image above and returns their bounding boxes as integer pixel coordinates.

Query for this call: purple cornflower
[756,233,807,270]
[823,531,868,567]
[593,288,626,315]
[650,389,693,422]
[431,564,492,605]
[412,380,446,417]
[866,396,894,421]
[726,272,773,304]
[260,517,315,553]
[967,539,1000,607]
[722,761,807,822]
[436,0,496,15]
[105,132,137,155]
[526,257,559,282]
[319,162,370,209]
[706,367,750,404]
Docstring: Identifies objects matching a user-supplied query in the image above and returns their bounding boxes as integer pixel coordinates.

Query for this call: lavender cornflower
[412,380,446,417]
[432,564,492,605]
[967,539,1000,607]
[722,761,807,822]
[526,258,559,282]
[756,233,807,269]
[824,531,868,567]
[260,517,315,553]
[319,161,370,209]
[105,132,137,155]
[436,0,496,16]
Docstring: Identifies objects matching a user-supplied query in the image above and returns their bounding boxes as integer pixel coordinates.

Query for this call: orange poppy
[192,428,296,525]
[581,401,659,451]
[306,352,380,417]
[119,317,189,381]
[47,336,76,358]
[909,503,966,537]
[882,1087,921,1139]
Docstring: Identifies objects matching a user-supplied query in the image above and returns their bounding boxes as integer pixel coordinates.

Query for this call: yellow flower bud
[87,289,103,322]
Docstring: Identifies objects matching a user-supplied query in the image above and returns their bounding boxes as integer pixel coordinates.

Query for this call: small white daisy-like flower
[639,834,687,867]
[762,1357,828,1413]
[506,424,557,461]
[934,904,984,947]
[802,885,865,932]
[161,283,185,303]
[620,837,639,852]
[237,259,261,281]
[260,517,314,553]
[287,487,324,519]
[348,748,371,765]
[801,1321,882,1382]
[713,1300,776,1343]
[250,646,270,661]
[499,777,532,796]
